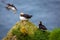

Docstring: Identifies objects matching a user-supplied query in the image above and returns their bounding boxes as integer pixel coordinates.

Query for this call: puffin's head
[20,12,24,16]
[40,21,42,25]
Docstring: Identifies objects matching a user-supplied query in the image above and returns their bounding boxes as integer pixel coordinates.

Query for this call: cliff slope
[3,20,49,40]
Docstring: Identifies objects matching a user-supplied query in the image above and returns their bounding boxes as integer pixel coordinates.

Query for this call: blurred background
[0,0,60,40]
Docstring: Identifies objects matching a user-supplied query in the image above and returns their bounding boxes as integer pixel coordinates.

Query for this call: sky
[0,0,60,40]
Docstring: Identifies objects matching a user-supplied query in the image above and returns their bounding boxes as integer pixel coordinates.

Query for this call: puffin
[5,3,17,14]
[20,12,32,20]
[39,21,47,31]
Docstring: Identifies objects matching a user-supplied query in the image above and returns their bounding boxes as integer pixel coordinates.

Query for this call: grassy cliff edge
[2,20,49,40]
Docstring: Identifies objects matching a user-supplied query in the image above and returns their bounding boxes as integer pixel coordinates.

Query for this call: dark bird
[1,0,17,14]
[20,12,32,20]
[5,3,17,14]
[39,21,47,30]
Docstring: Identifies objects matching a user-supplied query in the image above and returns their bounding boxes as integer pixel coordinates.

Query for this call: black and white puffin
[5,3,17,14]
[39,21,47,30]
[20,12,32,20]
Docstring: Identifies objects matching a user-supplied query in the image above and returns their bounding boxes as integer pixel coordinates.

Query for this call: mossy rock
[2,20,50,40]
[2,20,37,40]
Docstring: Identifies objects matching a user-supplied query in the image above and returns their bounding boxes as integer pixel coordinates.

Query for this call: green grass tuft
[2,20,50,40]
[49,28,60,40]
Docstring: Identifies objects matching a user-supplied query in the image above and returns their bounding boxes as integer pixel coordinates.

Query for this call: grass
[49,28,60,40]
[2,20,60,40]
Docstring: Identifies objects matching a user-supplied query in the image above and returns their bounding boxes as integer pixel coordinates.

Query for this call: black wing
[24,14,32,18]
[39,24,47,30]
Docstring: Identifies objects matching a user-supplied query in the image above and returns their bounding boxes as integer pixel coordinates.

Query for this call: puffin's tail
[29,15,32,18]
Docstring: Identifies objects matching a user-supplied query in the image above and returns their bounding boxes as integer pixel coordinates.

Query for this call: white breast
[11,7,16,10]
[20,16,28,20]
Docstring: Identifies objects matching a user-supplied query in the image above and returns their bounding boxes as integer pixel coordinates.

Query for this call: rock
[2,20,37,40]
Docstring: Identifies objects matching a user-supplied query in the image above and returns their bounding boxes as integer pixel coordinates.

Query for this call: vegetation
[49,28,60,40]
[2,20,60,40]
